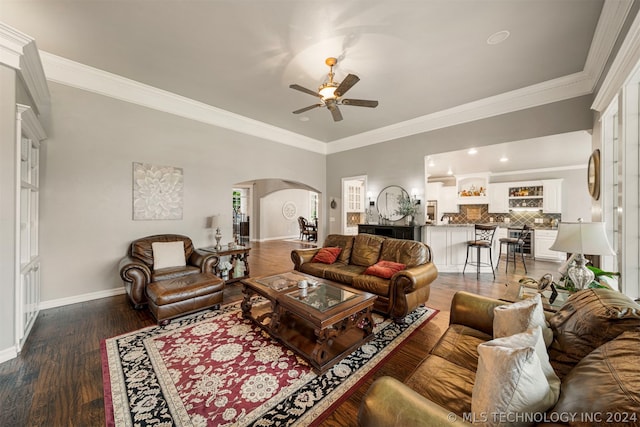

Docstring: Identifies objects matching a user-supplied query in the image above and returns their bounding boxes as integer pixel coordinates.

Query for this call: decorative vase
[406,215,413,225]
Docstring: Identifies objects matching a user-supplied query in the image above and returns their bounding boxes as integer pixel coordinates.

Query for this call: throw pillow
[312,247,342,264]
[472,327,561,427]
[364,260,406,279]
[494,293,553,347]
[151,241,186,270]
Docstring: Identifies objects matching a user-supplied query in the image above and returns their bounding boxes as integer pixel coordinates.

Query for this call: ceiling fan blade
[292,104,322,114]
[334,74,360,97]
[341,99,379,108]
[289,84,321,98]
[328,104,343,122]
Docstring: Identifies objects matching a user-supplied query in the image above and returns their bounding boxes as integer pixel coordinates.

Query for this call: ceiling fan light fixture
[289,56,377,122]
[319,83,337,100]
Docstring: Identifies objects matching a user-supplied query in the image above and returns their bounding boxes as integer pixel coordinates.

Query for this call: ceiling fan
[289,57,379,122]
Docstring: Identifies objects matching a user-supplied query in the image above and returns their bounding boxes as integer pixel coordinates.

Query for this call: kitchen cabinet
[426,181,459,217]
[542,179,563,213]
[440,186,459,214]
[535,229,566,261]
[488,183,509,213]
[425,225,502,272]
[346,182,364,212]
[499,179,563,213]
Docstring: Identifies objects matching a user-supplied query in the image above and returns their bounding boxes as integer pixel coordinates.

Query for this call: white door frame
[341,175,367,235]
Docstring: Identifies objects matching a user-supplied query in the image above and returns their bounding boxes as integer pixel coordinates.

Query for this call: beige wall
[38,82,325,305]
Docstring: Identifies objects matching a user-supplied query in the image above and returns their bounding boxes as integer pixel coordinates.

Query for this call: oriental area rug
[102,302,437,427]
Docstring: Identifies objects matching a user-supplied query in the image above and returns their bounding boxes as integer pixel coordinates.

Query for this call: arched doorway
[233,178,322,242]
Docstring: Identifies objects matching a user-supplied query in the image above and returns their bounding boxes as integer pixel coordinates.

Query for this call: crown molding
[17,104,47,142]
[40,52,327,154]
[0,22,50,115]
[583,0,634,84]
[490,164,586,177]
[593,2,640,111]
[326,71,595,154]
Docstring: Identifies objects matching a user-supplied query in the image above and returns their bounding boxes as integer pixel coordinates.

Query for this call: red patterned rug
[102,302,437,426]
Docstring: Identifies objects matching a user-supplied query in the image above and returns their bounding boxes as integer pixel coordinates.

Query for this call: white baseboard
[0,346,18,364]
[39,287,126,310]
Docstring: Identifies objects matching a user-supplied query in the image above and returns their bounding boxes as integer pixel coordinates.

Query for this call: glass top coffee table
[241,271,376,373]
[503,281,571,312]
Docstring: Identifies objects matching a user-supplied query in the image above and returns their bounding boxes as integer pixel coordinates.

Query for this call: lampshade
[549,221,615,256]
[208,214,220,229]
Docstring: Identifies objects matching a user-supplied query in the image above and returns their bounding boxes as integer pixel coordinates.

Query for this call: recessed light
[499,156,509,162]
[468,148,478,155]
[487,30,510,45]
[299,116,310,122]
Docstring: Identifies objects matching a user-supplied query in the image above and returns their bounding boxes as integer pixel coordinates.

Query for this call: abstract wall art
[132,162,184,220]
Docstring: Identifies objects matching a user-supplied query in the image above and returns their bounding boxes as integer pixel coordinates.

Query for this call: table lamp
[549,220,615,290]
[209,214,223,251]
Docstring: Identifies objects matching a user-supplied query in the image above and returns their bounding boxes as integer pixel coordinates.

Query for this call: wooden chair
[297,217,317,241]
[497,224,532,273]
[463,224,498,279]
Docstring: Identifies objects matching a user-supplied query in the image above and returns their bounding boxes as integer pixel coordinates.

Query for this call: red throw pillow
[312,247,342,264]
[364,260,407,279]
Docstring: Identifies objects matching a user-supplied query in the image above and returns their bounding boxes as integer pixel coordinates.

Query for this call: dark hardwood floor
[0,239,556,427]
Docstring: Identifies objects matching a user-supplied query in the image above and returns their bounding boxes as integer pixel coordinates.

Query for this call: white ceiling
[0,0,628,151]
[425,130,592,179]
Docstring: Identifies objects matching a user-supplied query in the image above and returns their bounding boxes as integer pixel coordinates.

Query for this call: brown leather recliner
[118,234,220,308]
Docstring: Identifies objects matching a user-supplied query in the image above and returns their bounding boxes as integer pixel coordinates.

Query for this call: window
[309,192,318,219]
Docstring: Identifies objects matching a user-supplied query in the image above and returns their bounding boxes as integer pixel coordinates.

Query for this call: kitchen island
[424,224,503,273]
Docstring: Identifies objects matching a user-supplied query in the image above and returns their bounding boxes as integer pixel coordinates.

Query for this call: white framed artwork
[132,162,184,220]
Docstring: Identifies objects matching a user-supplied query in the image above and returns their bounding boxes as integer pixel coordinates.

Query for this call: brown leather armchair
[118,234,219,308]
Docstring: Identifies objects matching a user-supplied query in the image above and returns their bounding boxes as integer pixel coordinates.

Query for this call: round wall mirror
[377,185,410,221]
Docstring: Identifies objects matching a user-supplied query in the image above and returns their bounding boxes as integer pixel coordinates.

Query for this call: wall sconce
[367,191,375,206]
[411,188,421,205]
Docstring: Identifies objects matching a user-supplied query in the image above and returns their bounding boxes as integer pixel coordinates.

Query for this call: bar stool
[463,224,498,279]
[497,224,531,273]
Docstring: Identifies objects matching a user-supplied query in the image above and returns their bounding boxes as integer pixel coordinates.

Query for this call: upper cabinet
[456,173,489,205]
[426,181,459,215]
[488,179,563,214]
[346,182,364,212]
[508,183,544,210]
[488,182,509,213]
[541,179,563,213]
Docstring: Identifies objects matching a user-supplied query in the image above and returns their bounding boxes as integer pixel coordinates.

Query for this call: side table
[200,245,251,284]
[502,281,571,313]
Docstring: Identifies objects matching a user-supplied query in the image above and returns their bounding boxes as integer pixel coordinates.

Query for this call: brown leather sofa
[291,234,438,322]
[118,234,221,308]
[358,288,640,426]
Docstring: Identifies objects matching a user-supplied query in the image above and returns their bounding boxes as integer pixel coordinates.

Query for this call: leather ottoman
[146,272,224,324]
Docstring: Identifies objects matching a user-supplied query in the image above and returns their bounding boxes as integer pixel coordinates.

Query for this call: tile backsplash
[441,204,561,228]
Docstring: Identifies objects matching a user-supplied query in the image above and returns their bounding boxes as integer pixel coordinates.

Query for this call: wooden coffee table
[241,271,376,373]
